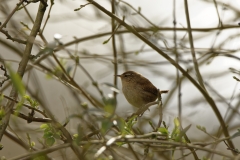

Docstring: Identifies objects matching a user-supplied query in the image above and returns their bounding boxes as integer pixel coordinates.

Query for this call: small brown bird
[116,71,158,108]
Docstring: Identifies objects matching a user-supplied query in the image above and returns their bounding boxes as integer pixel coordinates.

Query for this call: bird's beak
[115,75,121,77]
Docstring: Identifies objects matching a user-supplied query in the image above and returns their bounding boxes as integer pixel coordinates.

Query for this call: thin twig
[12,110,52,123]
[184,0,206,91]
[0,0,25,30]
[0,29,27,44]
[40,0,54,34]
[54,25,239,52]
[111,0,118,104]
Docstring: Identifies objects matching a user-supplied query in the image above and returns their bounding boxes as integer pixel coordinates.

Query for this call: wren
[116,71,158,108]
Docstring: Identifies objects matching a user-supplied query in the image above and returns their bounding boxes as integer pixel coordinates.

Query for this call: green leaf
[101,119,112,134]
[103,39,109,44]
[0,144,3,150]
[0,109,5,120]
[115,118,125,133]
[73,134,79,140]
[43,131,53,139]
[196,125,206,132]
[175,124,191,142]
[123,116,137,135]
[20,21,31,31]
[174,118,180,127]
[31,141,35,147]
[171,118,180,138]
[233,76,240,82]
[45,137,55,146]
[40,124,49,129]
[81,102,88,109]
[201,156,210,160]
[0,94,4,103]
[6,65,25,96]
[103,96,116,116]
[138,6,141,13]
[24,95,39,108]
[158,127,169,135]
[53,131,61,139]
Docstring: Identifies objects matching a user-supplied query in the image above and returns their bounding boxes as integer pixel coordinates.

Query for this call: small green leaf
[158,127,169,135]
[20,21,31,31]
[75,56,80,64]
[81,102,88,109]
[43,131,53,139]
[0,109,5,120]
[163,121,167,128]
[138,7,141,13]
[45,137,55,146]
[40,124,49,130]
[201,156,210,160]
[174,118,180,127]
[101,119,112,134]
[7,65,25,96]
[233,76,240,82]
[115,118,125,133]
[196,125,206,132]
[53,131,61,139]
[0,144,3,150]
[0,94,4,103]
[123,116,137,135]
[103,39,109,44]
[73,134,79,140]
[103,96,116,116]
[31,141,35,147]
[24,95,39,108]
[175,124,191,142]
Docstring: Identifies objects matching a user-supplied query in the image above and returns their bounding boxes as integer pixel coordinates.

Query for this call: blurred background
[0,0,240,159]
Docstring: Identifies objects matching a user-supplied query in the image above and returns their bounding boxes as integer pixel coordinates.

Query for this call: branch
[111,0,118,103]
[12,111,52,123]
[0,0,48,141]
[54,25,239,51]
[184,0,206,90]
[0,29,27,44]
